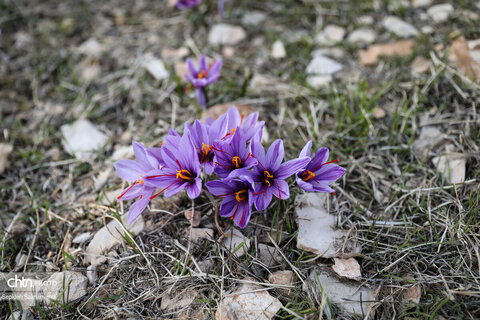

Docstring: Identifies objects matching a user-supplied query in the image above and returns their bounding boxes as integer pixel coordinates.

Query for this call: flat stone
[0,143,13,174]
[110,145,134,162]
[427,4,454,23]
[143,54,169,81]
[373,108,386,119]
[208,24,246,45]
[411,56,430,74]
[312,47,345,59]
[72,232,92,244]
[61,120,109,161]
[75,59,100,83]
[358,40,415,66]
[306,75,332,89]
[411,0,432,7]
[77,38,105,57]
[241,11,267,26]
[161,290,198,311]
[268,270,294,295]
[85,215,145,265]
[271,40,286,59]
[357,15,374,25]
[306,55,342,75]
[216,280,282,320]
[432,153,467,184]
[347,28,377,44]
[221,228,251,258]
[304,266,375,317]
[295,193,359,257]
[315,24,345,46]
[188,228,214,242]
[184,209,201,227]
[383,16,418,38]
[257,244,283,266]
[332,258,362,281]
[161,47,189,62]
[412,126,444,155]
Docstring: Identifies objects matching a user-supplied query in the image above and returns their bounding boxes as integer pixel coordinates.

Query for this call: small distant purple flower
[176,0,202,9]
[185,114,228,175]
[222,106,264,142]
[296,141,345,193]
[206,174,255,228]
[185,55,222,107]
[212,127,257,178]
[251,139,310,211]
[114,141,162,224]
[146,133,202,199]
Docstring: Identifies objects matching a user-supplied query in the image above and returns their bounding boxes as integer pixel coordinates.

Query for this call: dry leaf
[0,143,13,174]
[448,37,480,80]
[358,40,415,66]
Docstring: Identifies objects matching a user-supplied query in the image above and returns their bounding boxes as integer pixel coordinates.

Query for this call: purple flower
[296,141,345,193]
[206,174,255,228]
[114,141,162,224]
[185,55,222,107]
[251,139,310,211]
[176,0,202,9]
[146,133,202,199]
[212,127,257,178]
[222,106,264,142]
[185,114,228,175]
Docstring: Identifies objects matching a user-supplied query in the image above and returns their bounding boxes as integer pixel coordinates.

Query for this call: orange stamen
[235,190,247,202]
[176,169,192,181]
[301,170,316,182]
[232,156,242,168]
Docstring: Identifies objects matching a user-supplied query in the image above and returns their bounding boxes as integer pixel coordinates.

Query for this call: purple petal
[275,157,311,179]
[208,113,228,142]
[309,148,329,172]
[187,178,202,199]
[314,164,346,182]
[206,180,236,196]
[299,140,312,158]
[195,88,206,107]
[266,139,284,171]
[147,147,164,168]
[271,179,290,200]
[186,58,197,77]
[164,181,188,197]
[114,160,143,182]
[227,106,241,130]
[233,201,250,228]
[253,184,272,211]
[209,59,222,76]
[296,176,316,192]
[199,54,207,72]
[251,138,266,168]
[118,183,145,201]
[219,196,237,217]
[127,194,151,224]
[133,141,149,168]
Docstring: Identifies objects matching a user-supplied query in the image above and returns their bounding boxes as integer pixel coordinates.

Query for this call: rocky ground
[1,0,480,319]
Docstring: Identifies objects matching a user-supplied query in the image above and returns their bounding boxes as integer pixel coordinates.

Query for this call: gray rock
[427,4,454,23]
[143,54,169,81]
[306,55,343,76]
[412,126,444,155]
[208,24,246,45]
[61,120,109,161]
[241,11,267,26]
[347,28,377,44]
[315,25,346,46]
[383,16,418,38]
[221,228,250,258]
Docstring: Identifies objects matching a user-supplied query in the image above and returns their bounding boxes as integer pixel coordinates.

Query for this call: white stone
[347,28,377,44]
[306,75,332,89]
[61,120,109,161]
[241,11,267,26]
[411,0,432,7]
[85,215,145,265]
[305,267,375,317]
[208,24,246,45]
[432,153,467,184]
[72,232,92,244]
[161,290,198,311]
[44,271,88,304]
[427,4,454,23]
[271,40,286,59]
[143,54,169,81]
[306,55,342,76]
[188,227,214,242]
[412,126,444,155]
[110,145,134,162]
[383,16,419,38]
[388,0,410,11]
[216,281,282,320]
[358,15,374,25]
[78,38,105,57]
[312,47,345,59]
[257,244,282,266]
[332,258,362,281]
[268,271,294,295]
[421,25,434,34]
[8,309,34,320]
[94,166,113,191]
[221,228,250,258]
[0,143,13,174]
[315,24,346,46]
[295,193,358,257]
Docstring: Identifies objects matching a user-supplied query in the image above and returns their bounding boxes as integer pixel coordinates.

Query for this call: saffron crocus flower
[212,127,257,178]
[175,0,202,9]
[296,141,346,193]
[206,174,255,228]
[146,134,202,199]
[185,55,222,107]
[251,139,310,211]
[221,106,264,142]
[114,141,162,224]
[185,114,228,175]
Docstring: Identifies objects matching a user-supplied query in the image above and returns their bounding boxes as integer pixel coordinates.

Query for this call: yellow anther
[232,156,242,168]
[264,170,274,186]
[202,143,211,155]
[176,169,192,181]
[198,71,207,79]
[235,190,247,202]
[301,170,316,181]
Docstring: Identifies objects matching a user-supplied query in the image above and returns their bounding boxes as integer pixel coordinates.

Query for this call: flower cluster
[114,106,345,228]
